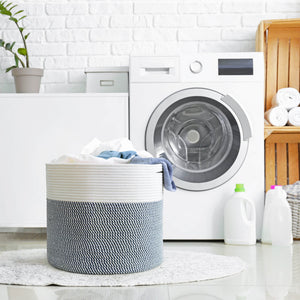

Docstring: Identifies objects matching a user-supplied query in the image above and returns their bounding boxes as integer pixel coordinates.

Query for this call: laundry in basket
[46,138,175,275]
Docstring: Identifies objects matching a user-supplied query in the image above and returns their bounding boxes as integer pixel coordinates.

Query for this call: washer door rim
[145,87,251,191]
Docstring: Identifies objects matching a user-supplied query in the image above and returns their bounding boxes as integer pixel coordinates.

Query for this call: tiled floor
[0,233,299,300]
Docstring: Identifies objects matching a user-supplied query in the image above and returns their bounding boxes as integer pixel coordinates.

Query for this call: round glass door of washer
[145,88,251,191]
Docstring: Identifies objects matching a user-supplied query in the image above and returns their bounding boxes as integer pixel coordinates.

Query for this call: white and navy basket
[46,163,163,275]
[283,181,300,239]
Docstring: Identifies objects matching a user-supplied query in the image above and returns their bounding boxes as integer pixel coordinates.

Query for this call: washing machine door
[145,88,252,191]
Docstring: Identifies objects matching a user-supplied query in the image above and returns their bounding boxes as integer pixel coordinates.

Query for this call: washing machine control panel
[189,60,203,74]
[180,53,264,82]
[218,58,253,75]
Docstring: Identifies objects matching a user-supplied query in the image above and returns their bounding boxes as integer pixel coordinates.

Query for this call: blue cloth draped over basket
[46,164,163,275]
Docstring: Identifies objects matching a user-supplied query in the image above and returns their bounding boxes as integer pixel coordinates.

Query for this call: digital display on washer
[218,59,253,75]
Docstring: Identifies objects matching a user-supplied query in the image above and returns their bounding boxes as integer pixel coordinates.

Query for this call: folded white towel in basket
[272,87,300,110]
[288,107,300,126]
[264,106,288,126]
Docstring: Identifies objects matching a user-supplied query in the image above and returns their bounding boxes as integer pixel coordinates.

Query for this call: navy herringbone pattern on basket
[47,199,163,275]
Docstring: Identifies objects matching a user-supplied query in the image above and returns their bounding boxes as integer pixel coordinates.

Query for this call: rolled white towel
[264,106,288,126]
[272,87,300,110]
[288,107,300,126]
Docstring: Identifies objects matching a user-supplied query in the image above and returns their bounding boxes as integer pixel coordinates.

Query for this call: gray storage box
[85,67,129,93]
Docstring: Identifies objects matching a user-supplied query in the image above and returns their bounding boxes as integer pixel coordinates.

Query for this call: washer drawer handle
[100,80,114,86]
[143,67,170,74]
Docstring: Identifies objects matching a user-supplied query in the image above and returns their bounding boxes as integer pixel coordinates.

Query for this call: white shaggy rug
[0,249,246,286]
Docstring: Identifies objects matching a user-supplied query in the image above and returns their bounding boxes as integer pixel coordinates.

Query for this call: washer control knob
[189,61,202,74]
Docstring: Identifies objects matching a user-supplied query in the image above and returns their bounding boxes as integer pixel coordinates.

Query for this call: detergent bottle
[262,185,286,244]
[269,186,293,246]
[224,184,256,245]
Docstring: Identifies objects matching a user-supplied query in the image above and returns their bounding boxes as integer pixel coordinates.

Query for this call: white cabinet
[0,93,128,227]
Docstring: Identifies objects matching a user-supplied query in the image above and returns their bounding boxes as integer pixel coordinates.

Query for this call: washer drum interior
[146,88,252,191]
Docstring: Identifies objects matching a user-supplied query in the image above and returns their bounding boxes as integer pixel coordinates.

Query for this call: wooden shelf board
[264,125,300,140]
[266,133,300,143]
[264,126,300,142]
[265,125,300,133]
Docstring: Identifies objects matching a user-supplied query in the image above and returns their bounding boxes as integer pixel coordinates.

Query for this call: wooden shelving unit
[256,18,300,188]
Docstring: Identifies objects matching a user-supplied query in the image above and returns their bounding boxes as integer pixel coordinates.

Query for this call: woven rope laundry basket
[282,181,300,239]
[46,163,163,275]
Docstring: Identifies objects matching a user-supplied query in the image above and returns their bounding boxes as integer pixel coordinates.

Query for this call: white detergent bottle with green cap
[224,184,256,245]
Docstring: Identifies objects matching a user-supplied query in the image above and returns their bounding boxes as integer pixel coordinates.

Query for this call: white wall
[1,0,300,93]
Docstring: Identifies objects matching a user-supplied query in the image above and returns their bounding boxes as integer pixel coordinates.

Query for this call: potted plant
[0,1,43,93]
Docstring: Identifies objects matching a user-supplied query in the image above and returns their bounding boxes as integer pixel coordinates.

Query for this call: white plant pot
[12,68,44,93]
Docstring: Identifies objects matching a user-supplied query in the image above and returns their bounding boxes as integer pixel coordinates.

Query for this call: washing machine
[129,53,264,240]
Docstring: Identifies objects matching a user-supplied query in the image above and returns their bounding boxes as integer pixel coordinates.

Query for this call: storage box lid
[85,67,129,74]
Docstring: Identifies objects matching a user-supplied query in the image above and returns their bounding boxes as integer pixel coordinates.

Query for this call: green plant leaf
[8,16,17,22]
[5,65,17,73]
[0,2,30,68]
[1,9,11,16]
[14,53,18,66]
[9,4,17,11]
[17,47,26,56]
[18,15,26,21]
[0,5,11,16]
[14,9,23,15]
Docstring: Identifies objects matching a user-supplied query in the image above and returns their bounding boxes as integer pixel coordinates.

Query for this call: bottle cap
[270,185,281,189]
[235,184,245,192]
